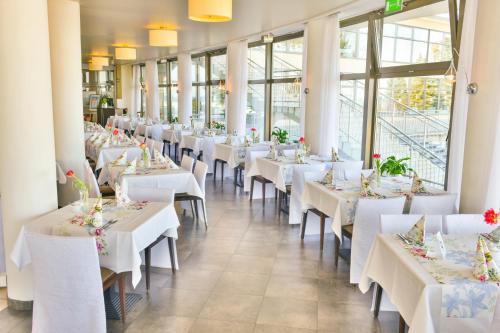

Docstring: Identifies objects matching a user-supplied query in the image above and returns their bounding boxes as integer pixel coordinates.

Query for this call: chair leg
[201,199,208,229]
[334,235,340,267]
[262,182,266,207]
[278,191,282,216]
[221,163,224,184]
[118,273,126,322]
[190,201,196,218]
[300,211,308,239]
[174,143,178,163]
[213,160,217,183]
[167,237,176,274]
[320,214,325,251]
[145,246,151,291]
[374,283,383,318]
[233,168,238,188]
[194,200,200,220]
[399,315,406,333]
[250,176,255,202]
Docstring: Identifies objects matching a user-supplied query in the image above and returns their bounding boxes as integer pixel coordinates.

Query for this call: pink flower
[299,137,305,144]
[94,228,104,236]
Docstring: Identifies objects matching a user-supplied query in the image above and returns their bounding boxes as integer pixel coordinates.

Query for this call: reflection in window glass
[159,87,167,120]
[192,86,206,125]
[247,84,265,139]
[339,80,365,160]
[170,86,178,120]
[271,82,302,140]
[340,22,368,74]
[210,86,226,124]
[210,54,227,81]
[381,2,451,66]
[248,45,266,80]
[374,76,453,187]
[158,63,167,85]
[170,61,178,82]
[272,37,303,79]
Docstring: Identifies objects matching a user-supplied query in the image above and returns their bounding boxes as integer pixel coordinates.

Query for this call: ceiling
[79,0,360,63]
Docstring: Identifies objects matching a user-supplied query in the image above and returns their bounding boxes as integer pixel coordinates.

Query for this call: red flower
[484,208,499,225]
[299,137,305,144]
[373,153,381,159]
[113,129,119,136]
[66,170,75,177]
[251,128,256,132]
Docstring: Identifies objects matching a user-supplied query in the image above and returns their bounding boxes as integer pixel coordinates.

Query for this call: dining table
[88,144,146,171]
[178,134,227,173]
[11,198,180,288]
[360,233,500,333]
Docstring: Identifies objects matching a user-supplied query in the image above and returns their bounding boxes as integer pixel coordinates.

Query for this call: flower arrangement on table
[112,128,120,145]
[69,197,108,255]
[250,128,259,144]
[139,143,150,168]
[210,120,225,132]
[484,209,500,226]
[379,155,413,176]
[271,127,288,144]
[66,170,89,209]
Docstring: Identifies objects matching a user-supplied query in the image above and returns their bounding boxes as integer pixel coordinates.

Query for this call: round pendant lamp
[91,56,109,67]
[88,62,103,71]
[149,29,178,47]
[115,47,136,60]
[188,0,232,22]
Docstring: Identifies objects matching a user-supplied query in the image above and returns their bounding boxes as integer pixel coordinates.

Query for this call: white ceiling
[79,0,359,63]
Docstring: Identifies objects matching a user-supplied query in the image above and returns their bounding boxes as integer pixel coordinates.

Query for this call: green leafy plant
[380,156,413,176]
[171,116,179,123]
[211,120,225,130]
[99,96,108,106]
[271,127,288,144]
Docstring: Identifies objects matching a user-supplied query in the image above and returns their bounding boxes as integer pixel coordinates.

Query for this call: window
[339,0,461,188]
[140,65,146,117]
[209,53,227,125]
[271,36,304,140]
[158,62,167,120]
[169,60,178,121]
[247,45,266,138]
[191,55,206,126]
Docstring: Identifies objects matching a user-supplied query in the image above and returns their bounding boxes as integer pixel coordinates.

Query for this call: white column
[120,64,133,114]
[0,0,58,303]
[48,0,86,207]
[178,53,193,126]
[304,15,341,157]
[145,60,160,120]
[461,0,500,212]
[226,40,248,135]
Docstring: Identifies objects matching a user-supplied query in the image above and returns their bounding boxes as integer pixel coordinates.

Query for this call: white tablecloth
[359,234,500,333]
[150,124,170,141]
[246,157,325,192]
[101,165,203,199]
[162,129,193,144]
[11,200,180,288]
[179,135,227,173]
[93,146,145,171]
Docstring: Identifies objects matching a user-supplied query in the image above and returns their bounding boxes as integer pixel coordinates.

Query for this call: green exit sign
[385,0,404,14]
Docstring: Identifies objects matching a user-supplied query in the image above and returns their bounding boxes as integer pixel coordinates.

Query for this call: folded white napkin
[100,137,110,148]
[331,148,340,162]
[406,216,426,245]
[154,149,167,164]
[122,159,137,175]
[411,172,428,193]
[115,183,131,207]
[267,146,277,160]
[360,173,378,197]
[112,151,128,166]
[84,197,103,228]
[473,235,500,282]
[323,168,334,186]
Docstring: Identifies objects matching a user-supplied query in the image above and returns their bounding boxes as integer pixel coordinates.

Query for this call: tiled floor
[0,180,399,332]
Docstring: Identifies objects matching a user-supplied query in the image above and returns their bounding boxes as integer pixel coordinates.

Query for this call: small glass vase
[375,169,381,187]
[79,189,89,213]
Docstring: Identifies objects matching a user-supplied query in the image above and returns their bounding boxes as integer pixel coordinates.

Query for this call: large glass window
[271,36,304,140]
[169,60,178,121]
[192,56,206,126]
[209,53,227,125]
[158,62,168,120]
[339,0,459,188]
[247,45,266,138]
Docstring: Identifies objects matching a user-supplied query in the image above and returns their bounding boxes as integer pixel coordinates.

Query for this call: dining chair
[126,187,177,287]
[180,155,195,172]
[443,214,497,235]
[136,135,146,143]
[347,196,406,284]
[248,150,274,206]
[380,214,443,235]
[84,160,114,198]
[409,193,458,215]
[175,161,209,229]
[26,232,126,332]
[331,161,364,181]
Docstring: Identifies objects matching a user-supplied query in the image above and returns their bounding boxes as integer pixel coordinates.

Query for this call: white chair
[126,188,177,281]
[145,138,155,156]
[349,196,406,284]
[136,135,146,143]
[248,150,275,204]
[409,193,458,215]
[26,233,108,333]
[181,155,195,172]
[153,140,164,156]
[331,161,364,181]
[443,214,497,235]
[380,215,443,235]
[175,161,208,229]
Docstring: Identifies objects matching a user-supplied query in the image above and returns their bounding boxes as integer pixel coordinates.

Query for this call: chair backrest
[153,140,164,156]
[145,138,155,156]
[181,155,195,172]
[26,233,106,333]
[409,193,458,215]
[331,161,364,181]
[443,214,497,235]
[136,135,146,143]
[350,196,406,284]
[193,161,208,195]
[281,149,296,158]
[126,187,175,205]
[84,160,101,198]
[380,214,443,235]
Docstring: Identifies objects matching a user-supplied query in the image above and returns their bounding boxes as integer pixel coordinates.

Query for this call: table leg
[145,247,151,291]
[399,315,406,333]
[300,211,308,239]
[320,214,325,251]
[167,237,176,275]
[374,283,383,318]
[118,273,126,322]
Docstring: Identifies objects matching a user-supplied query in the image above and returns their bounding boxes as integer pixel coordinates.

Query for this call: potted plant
[271,127,288,144]
[379,156,413,177]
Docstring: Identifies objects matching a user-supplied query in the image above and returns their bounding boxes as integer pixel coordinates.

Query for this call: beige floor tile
[163,268,222,292]
[226,254,275,275]
[236,241,279,258]
[271,257,319,278]
[148,316,195,332]
[146,288,211,317]
[317,301,381,332]
[265,275,319,301]
[213,271,270,296]
[254,324,316,333]
[0,288,6,299]
[188,319,254,333]
[199,293,263,323]
[182,251,232,272]
[256,297,318,330]
[0,299,7,312]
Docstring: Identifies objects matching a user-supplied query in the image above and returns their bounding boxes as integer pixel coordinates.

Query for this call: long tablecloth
[360,234,500,333]
[11,199,180,288]
[179,135,227,173]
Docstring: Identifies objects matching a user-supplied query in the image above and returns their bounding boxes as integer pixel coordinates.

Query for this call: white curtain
[226,39,248,135]
[177,53,193,126]
[299,24,308,136]
[304,14,340,157]
[131,65,141,119]
[447,0,478,208]
[145,60,160,121]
